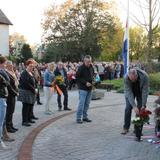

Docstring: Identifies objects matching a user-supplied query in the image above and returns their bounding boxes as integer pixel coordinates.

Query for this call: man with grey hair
[121,68,149,135]
[54,61,71,111]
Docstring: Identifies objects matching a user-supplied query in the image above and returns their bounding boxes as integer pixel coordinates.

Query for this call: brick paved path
[32,92,160,160]
[0,90,159,160]
[0,91,77,160]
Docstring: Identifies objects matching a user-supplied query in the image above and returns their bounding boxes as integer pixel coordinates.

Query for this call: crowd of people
[0,55,97,149]
[0,53,149,150]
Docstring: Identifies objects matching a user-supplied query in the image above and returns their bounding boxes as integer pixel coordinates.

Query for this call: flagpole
[127,0,130,73]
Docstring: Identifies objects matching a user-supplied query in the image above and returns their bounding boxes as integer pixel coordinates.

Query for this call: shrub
[102,79,124,90]
[149,73,160,94]
[102,72,160,95]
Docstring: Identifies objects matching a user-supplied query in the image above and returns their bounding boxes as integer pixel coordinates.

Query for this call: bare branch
[132,0,149,9]
[151,0,160,21]
[138,0,148,28]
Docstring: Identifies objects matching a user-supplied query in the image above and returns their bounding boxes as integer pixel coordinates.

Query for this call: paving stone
[32,92,159,160]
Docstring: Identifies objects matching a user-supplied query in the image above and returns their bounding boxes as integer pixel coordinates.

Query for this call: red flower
[139,109,152,119]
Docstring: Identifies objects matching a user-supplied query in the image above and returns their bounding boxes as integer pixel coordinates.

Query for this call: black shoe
[31,116,39,120]
[7,128,16,133]
[3,137,15,142]
[37,102,43,105]
[76,119,83,124]
[22,122,31,127]
[134,137,143,142]
[83,118,92,122]
[64,108,72,111]
[11,127,18,131]
[58,108,62,111]
[133,130,143,136]
[29,120,36,123]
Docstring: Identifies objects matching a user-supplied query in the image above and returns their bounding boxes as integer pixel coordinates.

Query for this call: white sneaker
[0,141,7,150]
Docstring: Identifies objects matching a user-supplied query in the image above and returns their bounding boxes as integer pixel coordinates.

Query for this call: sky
[0,0,139,45]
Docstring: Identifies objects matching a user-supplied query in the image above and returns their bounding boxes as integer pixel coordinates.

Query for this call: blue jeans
[0,98,7,142]
[76,90,92,120]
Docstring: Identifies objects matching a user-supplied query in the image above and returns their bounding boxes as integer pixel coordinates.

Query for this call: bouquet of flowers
[50,77,63,96]
[132,108,152,141]
[132,109,152,125]
[55,75,64,85]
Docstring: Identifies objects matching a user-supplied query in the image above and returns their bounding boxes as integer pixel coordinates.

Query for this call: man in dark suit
[54,61,71,111]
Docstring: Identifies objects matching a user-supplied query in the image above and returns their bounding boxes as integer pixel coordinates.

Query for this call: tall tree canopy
[42,0,117,62]
[20,44,33,62]
[129,27,147,61]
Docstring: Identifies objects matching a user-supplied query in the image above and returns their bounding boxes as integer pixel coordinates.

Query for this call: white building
[0,9,12,56]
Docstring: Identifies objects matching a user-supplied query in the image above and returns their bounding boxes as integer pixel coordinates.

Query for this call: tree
[99,18,124,61]
[152,26,160,60]
[42,0,116,62]
[131,0,160,61]
[129,27,148,61]
[20,44,33,62]
[9,32,27,55]
[9,33,27,63]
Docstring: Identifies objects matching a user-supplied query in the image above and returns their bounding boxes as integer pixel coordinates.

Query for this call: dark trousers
[57,85,68,109]
[22,103,34,123]
[123,96,142,130]
[68,79,76,90]
[6,95,16,129]
[36,88,41,103]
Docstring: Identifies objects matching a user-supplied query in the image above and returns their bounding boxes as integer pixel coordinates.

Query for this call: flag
[122,17,129,75]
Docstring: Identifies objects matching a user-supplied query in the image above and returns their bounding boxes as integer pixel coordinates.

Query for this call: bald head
[128,69,138,82]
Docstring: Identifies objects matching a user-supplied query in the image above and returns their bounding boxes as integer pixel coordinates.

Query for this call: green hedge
[149,73,160,94]
[102,79,124,93]
[102,72,160,95]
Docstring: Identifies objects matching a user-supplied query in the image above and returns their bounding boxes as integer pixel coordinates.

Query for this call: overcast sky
[0,0,139,45]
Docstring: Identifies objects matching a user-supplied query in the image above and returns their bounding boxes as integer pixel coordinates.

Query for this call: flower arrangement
[55,75,64,85]
[132,108,152,141]
[132,109,152,126]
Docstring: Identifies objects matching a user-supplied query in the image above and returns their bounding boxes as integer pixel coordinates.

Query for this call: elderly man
[54,61,71,111]
[121,68,149,134]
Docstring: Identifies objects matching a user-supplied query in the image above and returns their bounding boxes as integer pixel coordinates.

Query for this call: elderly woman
[18,59,38,127]
[5,61,19,133]
[43,63,55,114]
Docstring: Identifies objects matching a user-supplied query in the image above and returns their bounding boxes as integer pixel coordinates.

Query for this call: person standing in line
[54,61,71,111]
[43,63,55,114]
[76,55,94,124]
[5,61,19,133]
[18,59,38,127]
[34,66,43,105]
[0,56,9,149]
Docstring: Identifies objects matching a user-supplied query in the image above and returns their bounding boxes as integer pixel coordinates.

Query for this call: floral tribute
[132,108,152,141]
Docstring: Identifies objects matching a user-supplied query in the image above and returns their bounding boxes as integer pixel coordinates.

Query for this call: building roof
[0,9,12,25]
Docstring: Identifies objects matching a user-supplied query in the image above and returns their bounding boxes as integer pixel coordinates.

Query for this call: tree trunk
[148,0,153,62]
